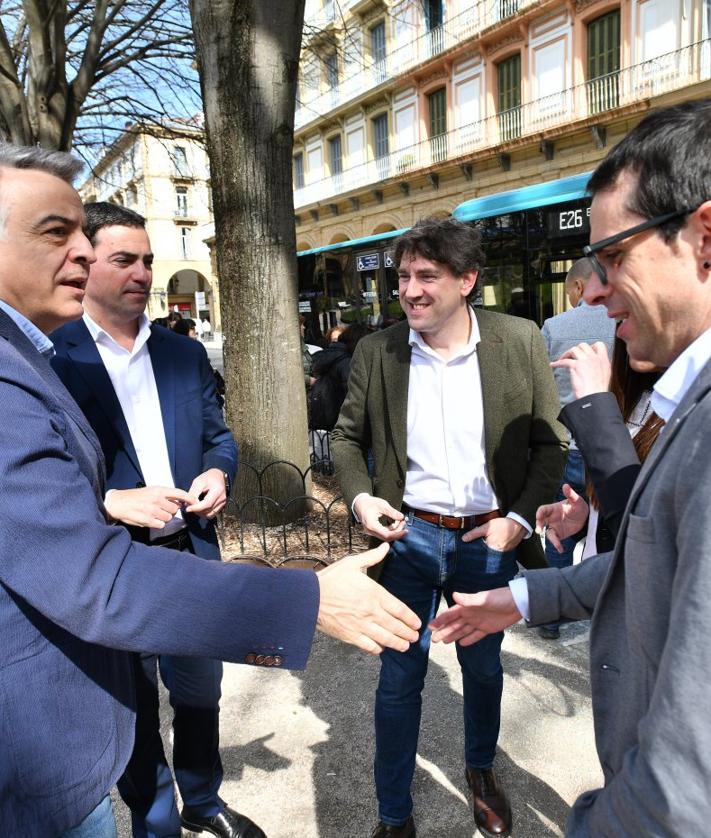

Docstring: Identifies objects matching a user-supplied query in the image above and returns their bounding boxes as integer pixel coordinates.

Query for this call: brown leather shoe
[370,814,416,837]
[465,767,512,838]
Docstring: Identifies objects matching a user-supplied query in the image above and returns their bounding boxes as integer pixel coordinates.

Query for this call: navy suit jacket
[51,319,237,561]
[0,310,319,835]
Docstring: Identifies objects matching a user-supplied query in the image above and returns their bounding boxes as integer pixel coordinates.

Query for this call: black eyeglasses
[583,208,693,285]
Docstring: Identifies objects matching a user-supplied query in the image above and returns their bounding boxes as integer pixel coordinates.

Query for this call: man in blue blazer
[0,145,420,838]
[51,202,253,838]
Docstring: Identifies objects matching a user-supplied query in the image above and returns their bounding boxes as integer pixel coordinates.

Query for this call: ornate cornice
[418,68,449,88]
[487,31,524,55]
[575,0,602,10]
[364,95,389,115]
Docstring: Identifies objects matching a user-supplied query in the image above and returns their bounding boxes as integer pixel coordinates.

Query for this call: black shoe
[370,815,416,837]
[180,806,266,838]
[537,624,560,640]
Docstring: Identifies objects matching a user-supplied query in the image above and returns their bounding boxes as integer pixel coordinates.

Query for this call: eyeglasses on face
[582,208,693,285]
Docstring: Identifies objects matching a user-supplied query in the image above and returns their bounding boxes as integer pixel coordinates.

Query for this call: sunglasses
[583,208,692,285]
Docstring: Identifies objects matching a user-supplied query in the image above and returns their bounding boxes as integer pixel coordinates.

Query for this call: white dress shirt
[84,312,186,539]
[356,307,531,535]
[403,310,498,515]
[510,325,711,619]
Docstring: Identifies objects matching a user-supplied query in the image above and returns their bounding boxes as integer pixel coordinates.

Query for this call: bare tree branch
[0,0,200,151]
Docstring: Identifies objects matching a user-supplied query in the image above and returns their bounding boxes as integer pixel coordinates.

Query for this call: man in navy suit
[51,202,253,838]
[0,144,420,837]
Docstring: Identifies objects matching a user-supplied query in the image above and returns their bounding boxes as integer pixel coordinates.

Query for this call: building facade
[294,0,711,328]
[81,124,222,330]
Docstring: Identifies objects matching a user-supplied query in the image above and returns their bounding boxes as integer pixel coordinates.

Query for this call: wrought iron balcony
[296,0,539,131]
[293,40,711,209]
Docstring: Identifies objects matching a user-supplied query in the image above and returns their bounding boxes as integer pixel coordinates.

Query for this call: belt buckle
[437,513,445,528]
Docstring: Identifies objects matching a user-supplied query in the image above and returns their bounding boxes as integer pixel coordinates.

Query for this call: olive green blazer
[331,309,568,572]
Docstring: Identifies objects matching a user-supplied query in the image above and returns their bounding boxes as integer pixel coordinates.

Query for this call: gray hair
[0,143,84,184]
[0,144,84,234]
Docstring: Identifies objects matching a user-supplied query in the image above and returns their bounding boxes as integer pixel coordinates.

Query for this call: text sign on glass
[547,201,591,237]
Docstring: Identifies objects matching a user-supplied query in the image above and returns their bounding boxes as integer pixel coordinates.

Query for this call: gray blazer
[525,358,711,835]
[541,303,615,408]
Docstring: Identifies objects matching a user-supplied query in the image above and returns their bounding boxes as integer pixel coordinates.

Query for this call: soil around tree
[219,472,368,568]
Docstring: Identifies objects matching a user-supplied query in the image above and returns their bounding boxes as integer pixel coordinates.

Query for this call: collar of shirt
[0,299,55,358]
[408,304,481,362]
[403,304,500,516]
[651,326,711,421]
[83,310,152,355]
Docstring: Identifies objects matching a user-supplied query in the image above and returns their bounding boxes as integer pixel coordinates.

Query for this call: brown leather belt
[404,506,501,530]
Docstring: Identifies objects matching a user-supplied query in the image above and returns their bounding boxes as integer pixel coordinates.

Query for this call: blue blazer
[51,320,237,561]
[0,311,319,835]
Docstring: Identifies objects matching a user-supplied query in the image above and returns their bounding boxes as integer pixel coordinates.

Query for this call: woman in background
[538,337,665,556]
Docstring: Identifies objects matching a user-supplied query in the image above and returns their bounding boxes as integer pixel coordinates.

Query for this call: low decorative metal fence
[220,434,367,565]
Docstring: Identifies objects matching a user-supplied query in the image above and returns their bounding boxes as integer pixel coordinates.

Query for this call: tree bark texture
[190,0,310,521]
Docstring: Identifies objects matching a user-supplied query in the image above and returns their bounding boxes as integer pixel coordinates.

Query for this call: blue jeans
[60,796,117,838]
[543,449,587,631]
[374,512,518,826]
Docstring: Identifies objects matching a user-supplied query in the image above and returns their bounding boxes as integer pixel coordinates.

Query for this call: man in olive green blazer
[332,218,566,838]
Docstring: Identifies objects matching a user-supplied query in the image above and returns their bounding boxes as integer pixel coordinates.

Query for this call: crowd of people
[0,96,710,838]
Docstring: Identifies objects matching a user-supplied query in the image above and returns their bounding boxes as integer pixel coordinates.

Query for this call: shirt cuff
[351,492,372,522]
[506,511,533,538]
[508,577,531,622]
[104,489,117,524]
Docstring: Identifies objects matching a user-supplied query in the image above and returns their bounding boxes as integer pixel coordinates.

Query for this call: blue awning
[297,227,408,257]
[452,171,592,222]
[297,170,593,258]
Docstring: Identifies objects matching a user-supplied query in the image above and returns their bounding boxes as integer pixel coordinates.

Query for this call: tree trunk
[190,0,310,523]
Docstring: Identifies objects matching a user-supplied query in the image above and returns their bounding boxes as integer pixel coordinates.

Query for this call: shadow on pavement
[292,634,574,837]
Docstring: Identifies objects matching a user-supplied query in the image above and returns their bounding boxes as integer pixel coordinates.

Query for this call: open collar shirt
[403,307,497,515]
[651,326,711,422]
[403,307,531,534]
[0,299,55,358]
[83,312,185,539]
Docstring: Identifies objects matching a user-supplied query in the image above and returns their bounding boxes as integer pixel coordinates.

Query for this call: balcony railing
[497,106,521,143]
[296,0,539,130]
[294,40,710,209]
[429,132,448,164]
[587,72,620,115]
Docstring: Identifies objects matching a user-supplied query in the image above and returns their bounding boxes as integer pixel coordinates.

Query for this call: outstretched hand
[316,543,421,654]
[536,483,589,553]
[429,587,522,646]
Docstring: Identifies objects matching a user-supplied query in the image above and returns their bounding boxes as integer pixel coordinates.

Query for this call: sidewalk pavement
[112,616,601,837]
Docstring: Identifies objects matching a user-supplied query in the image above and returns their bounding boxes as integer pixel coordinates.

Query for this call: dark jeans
[374,512,518,826]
